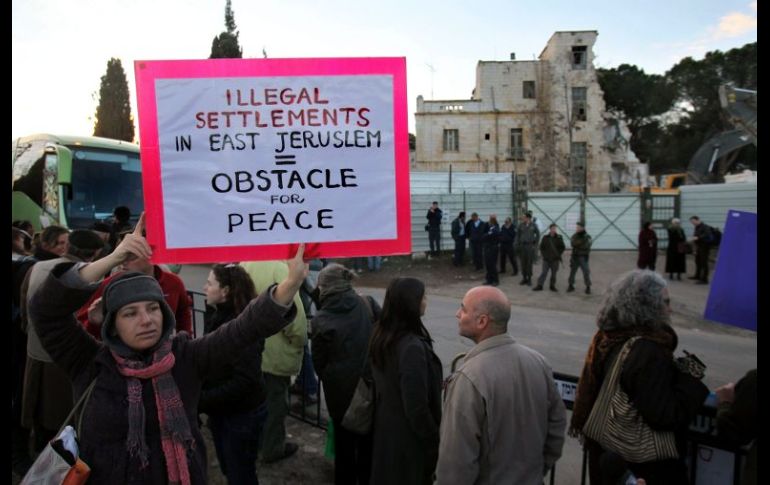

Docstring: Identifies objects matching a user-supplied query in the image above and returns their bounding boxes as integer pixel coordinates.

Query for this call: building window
[572,46,587,69]
[571,142,587,190]
[572,87,587,121]
[523,81,536,99]
[509,128,524,160]
[443,129,459,152]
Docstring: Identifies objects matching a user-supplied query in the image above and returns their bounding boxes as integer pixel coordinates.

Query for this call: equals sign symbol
[275,155,296,165]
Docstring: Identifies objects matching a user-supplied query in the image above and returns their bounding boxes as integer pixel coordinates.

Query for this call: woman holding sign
[26,214,307,484]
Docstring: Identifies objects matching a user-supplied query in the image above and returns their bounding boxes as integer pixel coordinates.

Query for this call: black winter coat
[665,227,687,274]
[499,224,516,245]
[199,303,266,415]
[311,290,380,423]
[30,262,296,485]
[483,223,500,249]
[370,333,443,485]
[596,329,709,482]
[539,233,566,262]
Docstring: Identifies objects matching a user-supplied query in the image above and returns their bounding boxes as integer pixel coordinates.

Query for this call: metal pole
[449,164,453,194]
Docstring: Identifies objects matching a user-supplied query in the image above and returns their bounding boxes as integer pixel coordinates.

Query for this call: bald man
[436,286,566,484]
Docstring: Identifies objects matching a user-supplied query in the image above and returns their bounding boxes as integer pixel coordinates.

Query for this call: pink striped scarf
[112,340,194,485]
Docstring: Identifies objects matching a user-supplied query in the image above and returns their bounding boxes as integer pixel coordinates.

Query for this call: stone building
[415,30,622,194]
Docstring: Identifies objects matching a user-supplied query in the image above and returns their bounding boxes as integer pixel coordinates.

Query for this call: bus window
[64,148,144,228]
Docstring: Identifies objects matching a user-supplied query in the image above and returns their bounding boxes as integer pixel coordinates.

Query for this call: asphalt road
[179,264,756,388]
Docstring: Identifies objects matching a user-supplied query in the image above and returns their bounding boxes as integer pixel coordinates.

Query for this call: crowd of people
[446,206,588,292]
[432,201,720,291]
[11,205,752,485]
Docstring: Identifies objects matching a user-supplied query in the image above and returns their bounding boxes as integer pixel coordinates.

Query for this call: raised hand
[79,212,152,283]
[112,212,152,264]
[287,243,309,285]
[274,243,309,307]
[87,297,104,327]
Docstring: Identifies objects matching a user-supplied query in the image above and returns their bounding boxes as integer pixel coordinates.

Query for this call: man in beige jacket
[436,286,566,484]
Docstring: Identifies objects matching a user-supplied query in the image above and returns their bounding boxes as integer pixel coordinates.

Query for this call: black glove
[675,350,706,380]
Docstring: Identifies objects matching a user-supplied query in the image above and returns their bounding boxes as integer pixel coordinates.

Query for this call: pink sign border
[134,57,410,263]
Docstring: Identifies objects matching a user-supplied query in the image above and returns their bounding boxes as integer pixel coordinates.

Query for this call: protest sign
[135,57,410,263]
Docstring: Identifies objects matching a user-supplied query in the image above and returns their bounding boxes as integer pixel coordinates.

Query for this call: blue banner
[704,210,757,331]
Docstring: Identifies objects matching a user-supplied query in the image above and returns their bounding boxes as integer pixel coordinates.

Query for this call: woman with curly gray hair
[569,270,709,484]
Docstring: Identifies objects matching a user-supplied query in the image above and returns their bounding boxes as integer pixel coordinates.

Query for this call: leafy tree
[597,64,676,167]
[93,58,135,142]
[598,64,676,131]
[598,43,756,174]
[210,0,242,59]
[664,42,757,172]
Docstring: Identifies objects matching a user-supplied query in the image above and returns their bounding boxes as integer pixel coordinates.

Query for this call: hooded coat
[311,289,380,423]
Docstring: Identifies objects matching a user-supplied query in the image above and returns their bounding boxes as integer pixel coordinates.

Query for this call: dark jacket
[198,302,266,415]
[570,231,592,257]
[598,331,709,481]
[311,290,380,423]
[29,262,296,485]
[467,219,487,243]
[426,208,443,228]
[586,326,709,484]
[637,228,658,268]
[693,222,713,248]
[665,227,687,274]
[451,217,466,241]
[483,223,500,249]
[539,233,566,262]
[499,224,516,245]
[370,333,443,485]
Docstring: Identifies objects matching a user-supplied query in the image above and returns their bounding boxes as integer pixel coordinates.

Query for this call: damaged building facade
[415,30,636,194]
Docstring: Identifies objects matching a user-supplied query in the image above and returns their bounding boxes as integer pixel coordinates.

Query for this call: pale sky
[12,0,757,141]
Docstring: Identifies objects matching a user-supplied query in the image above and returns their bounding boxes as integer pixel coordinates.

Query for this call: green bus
[12,134,143,231]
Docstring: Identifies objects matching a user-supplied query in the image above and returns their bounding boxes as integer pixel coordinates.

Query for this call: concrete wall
[681,183,757,232]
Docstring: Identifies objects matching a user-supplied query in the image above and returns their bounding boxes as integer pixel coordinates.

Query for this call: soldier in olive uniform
[567,221,592,294]
[515,212,540,285]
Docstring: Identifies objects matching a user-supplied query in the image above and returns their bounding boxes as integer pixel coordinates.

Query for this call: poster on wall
[135,57,410,264]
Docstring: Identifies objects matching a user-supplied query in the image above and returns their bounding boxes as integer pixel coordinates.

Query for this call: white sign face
[154,75,396,249]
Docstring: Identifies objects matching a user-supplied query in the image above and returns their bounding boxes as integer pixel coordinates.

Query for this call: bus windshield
[64,147,144,228]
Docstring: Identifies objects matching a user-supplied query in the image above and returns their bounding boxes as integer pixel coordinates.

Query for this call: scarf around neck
[568,325,676,439]
[111,339,194,485]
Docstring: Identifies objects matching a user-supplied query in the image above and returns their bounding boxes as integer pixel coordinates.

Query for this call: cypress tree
[210,0,243,59]
[93,58,135,142]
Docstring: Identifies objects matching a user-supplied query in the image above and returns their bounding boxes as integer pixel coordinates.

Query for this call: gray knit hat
[317,263,356,302]
[101,272,175,354]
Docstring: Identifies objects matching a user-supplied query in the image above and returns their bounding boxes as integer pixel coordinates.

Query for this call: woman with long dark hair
[368,277,442,485]
[199,263,268,484]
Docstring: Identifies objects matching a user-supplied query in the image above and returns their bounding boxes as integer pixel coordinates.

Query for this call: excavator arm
[686,84,757,184]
